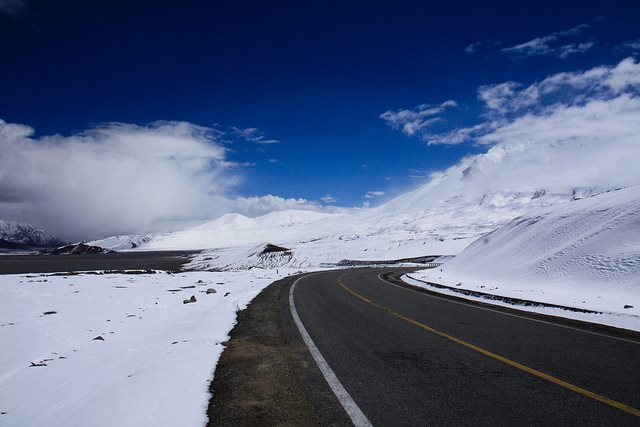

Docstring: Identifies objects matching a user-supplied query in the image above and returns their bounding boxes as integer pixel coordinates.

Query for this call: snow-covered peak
[146,209,340,250]
[87,234,155,251]
[0,220,64,248]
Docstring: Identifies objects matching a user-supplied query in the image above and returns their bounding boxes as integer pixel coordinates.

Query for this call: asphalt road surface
[0,250,199,274]
[284,268,640,426]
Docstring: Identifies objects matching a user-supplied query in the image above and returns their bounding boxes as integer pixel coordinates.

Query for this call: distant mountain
[0,220,65,249]
[88,234,155,251]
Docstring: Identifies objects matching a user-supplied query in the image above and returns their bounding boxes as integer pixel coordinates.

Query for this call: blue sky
[1,0,639,215]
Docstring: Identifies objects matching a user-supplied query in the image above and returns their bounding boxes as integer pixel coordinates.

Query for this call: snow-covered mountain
[142,138,607,261]
[0,220,65,249]
[88,234,155,251]
[95,124,640,271]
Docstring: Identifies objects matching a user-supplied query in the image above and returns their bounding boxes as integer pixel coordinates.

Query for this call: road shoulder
[206,273,350,426]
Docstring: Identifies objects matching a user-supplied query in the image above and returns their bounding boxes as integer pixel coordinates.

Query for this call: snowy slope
[88,234,155,251]
[0,220,64,248]
[147,210,338,250]
[411,187,640,323]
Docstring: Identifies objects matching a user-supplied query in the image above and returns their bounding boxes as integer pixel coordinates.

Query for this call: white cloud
[267,158,278,164]
[380,100,458,142]
[0,0,26,17]
[232,126,280,144]
[232,194,320,217]
[465,40,501,54]
[381,56,640,175]
[320,194,337,203]
[618,39,640,52]
[465,42,482,53]
[0,120,295,240]
[501,24,594,58]
[478,57,640,116]
[557,42,596,58]
[364,191,385,199]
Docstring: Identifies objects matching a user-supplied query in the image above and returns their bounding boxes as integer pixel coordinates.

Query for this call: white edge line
[289,274,373,427]
[377,273,640,346]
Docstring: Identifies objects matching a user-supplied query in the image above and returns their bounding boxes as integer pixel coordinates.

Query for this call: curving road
[285,268,640,426]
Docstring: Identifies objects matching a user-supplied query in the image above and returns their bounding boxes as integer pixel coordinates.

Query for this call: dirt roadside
[206,274,350,426]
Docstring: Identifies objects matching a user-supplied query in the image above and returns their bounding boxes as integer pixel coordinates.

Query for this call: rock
[183,295,197,304]
[30,361,47,367]
[93,335,105,341]
[197,279,204,284]
[206,288,217,294]
[43,311,57,315]
[624,304,634,309]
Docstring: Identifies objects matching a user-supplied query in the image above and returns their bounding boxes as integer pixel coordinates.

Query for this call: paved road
[0,250,199,274]
[288,268,640,426]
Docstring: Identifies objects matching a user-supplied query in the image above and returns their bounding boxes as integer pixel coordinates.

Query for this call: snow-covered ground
[408,187,640,331]
[0,269,296,427]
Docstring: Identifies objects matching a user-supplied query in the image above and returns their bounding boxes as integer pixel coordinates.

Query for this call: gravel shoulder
[207,273,350,426]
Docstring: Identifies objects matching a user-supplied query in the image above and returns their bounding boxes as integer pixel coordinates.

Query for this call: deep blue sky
[2,0,639,207]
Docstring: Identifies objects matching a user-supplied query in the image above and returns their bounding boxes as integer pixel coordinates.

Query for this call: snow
[0,269,293,427]
[146,210,338,251]
[87,234,155,251]
[102,134,618,267]
[0,220,63,248]
[408,187,640,331]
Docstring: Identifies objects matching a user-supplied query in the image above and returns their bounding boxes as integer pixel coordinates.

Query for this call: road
[0,250,199,274]
[284,268,640,426]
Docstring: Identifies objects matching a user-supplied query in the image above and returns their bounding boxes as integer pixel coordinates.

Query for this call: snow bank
[410,187,640,330]
[0,270,291,426]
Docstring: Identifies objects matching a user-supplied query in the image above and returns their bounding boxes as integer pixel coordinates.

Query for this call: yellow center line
[337,275,640,418]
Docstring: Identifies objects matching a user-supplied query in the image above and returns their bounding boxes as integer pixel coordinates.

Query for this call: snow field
[0,270,291,427]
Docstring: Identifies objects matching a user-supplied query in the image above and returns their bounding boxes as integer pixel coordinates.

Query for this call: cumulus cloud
[501,23,594,58]
[0,120,245,240]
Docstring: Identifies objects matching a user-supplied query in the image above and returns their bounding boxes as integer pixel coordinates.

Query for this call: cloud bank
[0,120,323,240]
[0,120,241,240]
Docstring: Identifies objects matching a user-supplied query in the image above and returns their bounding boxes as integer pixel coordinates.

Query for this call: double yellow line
[337,275,640,418]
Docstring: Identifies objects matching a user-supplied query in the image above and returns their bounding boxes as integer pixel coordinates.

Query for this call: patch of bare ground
[207,275,341,426]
